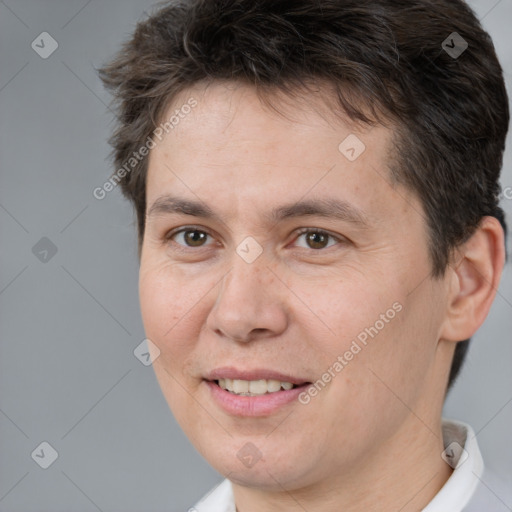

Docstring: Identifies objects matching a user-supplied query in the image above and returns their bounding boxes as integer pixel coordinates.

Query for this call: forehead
[160,80,388,148]
[143,80,427,243]
[148,82,394,190]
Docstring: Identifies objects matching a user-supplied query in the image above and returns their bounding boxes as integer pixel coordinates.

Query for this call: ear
[440,216,506,342]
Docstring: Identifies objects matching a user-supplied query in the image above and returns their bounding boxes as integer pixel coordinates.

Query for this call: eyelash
[164,226,346,252]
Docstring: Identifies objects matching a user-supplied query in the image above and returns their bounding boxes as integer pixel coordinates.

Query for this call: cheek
[138,263,201,373]
[138,264,205,421]
[139,260,207,337]
[339,284,444,426]
[297,274,401,359]
[306,275,409,381]
[139,270,176,346]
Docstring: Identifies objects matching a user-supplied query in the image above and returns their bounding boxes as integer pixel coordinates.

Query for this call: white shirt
[190,418,512,512]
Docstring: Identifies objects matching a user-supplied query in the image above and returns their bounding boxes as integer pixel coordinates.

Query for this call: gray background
[1,0,511,511]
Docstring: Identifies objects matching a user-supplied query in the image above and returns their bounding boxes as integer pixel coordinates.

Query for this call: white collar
[192,418,483,512]
[193,478,236,512]
[422,418,484,511]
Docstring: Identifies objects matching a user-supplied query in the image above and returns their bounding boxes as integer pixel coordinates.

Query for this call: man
[99,0,510,510]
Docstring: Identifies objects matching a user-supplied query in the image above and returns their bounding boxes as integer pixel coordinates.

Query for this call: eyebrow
[146,195,370,227]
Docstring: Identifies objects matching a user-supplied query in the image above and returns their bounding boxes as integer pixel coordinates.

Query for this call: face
[139,81,451,491]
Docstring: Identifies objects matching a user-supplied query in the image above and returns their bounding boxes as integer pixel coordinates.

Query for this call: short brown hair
[98,0,509,391]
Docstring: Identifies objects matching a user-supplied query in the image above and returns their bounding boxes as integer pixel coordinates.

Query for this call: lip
[203,367,312,417]
[205,380,311,416]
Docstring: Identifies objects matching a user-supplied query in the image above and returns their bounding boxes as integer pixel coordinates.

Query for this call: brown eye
[305,231,329,249]
[294,229,343,250]
[168,228,211,248]
[182,230,208,247]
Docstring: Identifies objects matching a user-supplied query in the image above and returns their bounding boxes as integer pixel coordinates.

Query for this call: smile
[204,372,312,416]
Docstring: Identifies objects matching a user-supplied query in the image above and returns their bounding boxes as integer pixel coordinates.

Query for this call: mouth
[203,369,313,416]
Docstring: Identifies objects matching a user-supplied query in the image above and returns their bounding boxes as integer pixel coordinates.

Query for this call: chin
[202,439,317,491]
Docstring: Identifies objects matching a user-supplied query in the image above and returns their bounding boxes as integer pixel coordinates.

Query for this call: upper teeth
[217,378,295,395]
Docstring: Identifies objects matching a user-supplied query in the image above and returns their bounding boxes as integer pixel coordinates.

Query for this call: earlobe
[440,216,505,343]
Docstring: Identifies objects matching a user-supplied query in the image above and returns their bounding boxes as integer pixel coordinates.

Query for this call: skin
[139,81,505,511]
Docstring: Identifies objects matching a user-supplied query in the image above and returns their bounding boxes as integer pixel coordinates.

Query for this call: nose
[205,252,288,343]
